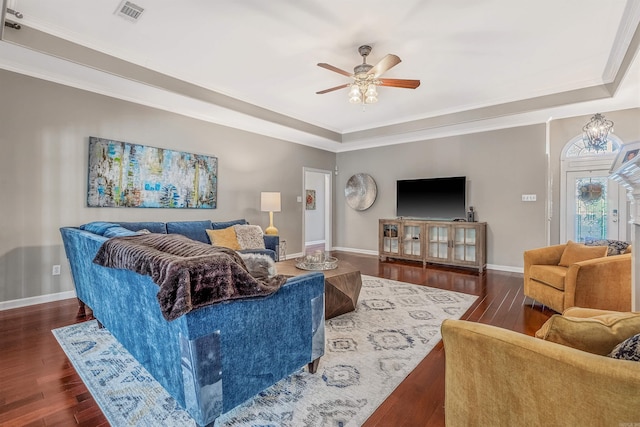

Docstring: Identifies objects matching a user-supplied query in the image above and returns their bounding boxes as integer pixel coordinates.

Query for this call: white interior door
[565,170,625,242]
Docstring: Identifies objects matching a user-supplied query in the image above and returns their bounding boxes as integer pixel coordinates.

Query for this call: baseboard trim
[0,290,77,311]
[283,252,304,261]
[487,264,524,274]
[330,247,523,273]
[331,247,379,256]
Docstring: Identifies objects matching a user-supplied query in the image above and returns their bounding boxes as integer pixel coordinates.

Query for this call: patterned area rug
[52,275,477,427]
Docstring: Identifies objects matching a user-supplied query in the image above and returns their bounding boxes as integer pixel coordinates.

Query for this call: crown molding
[603,0,640,83]
[1,19,639,153]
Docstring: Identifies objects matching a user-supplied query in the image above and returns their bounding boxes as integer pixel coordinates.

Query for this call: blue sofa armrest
[263,235,279,252]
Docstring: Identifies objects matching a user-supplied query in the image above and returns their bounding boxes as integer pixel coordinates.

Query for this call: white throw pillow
[234,224,266,250]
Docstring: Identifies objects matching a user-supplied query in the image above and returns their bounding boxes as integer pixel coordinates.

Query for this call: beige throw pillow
[558,240,607,267]
[535,310,640,355]
[234,225,266,250]
[206,227,241,250]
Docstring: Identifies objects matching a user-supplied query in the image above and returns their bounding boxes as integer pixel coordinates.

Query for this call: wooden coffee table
[276,258,362,320]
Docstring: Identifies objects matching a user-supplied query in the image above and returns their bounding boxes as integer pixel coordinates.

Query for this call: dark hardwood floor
[0,251,554,426]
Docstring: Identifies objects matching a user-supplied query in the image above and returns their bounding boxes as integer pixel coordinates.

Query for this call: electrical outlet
[522,194,537,202]
[52,265,61,275]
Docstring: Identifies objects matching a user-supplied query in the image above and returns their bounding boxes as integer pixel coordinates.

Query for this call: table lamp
[261,192,281,235]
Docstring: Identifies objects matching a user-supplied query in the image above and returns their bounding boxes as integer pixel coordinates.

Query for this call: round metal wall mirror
[345,173,377,211]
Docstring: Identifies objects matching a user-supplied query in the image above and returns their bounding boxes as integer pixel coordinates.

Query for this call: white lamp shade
[261,192,281,212]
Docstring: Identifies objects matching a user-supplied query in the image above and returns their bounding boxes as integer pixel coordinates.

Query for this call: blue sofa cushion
[79,221,119,235]
[118,221,167,234]
[104,226,140,238]
[211,219,247,230]
[166,220,213,243]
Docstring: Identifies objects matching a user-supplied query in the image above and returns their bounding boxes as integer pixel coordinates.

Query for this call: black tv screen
[396,177,466,220]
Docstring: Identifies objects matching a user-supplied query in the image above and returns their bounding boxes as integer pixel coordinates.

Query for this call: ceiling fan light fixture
[365,84,378,104]
[365,84,377,97]
[365,95,378,104]
[317,45,420,107]
[349,85,362,104]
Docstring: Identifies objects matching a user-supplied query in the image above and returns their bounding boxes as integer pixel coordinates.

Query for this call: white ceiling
[2,0,640,152]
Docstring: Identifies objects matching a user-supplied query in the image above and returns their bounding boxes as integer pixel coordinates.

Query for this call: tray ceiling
[1,0,639,151]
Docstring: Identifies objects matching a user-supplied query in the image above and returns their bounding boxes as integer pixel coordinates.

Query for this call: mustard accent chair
[523,243,631,313]
[442,312,640,426]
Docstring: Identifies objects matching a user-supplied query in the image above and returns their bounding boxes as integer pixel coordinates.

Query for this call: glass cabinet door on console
[453,225,477,265]
[426,223,449,261]
[379,220,401,260]
[400,221,424,261]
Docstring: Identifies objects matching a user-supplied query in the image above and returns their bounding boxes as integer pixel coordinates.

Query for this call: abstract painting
[87,136,217,208]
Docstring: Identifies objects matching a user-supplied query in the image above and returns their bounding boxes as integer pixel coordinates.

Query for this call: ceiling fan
[316,45,420,105]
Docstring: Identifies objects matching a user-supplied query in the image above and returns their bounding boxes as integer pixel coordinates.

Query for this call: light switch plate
[522,194,537,202]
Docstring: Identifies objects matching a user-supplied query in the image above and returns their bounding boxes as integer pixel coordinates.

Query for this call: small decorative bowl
[295,256,338,271]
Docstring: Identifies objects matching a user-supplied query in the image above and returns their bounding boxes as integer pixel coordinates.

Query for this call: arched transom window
[565,136,621,157]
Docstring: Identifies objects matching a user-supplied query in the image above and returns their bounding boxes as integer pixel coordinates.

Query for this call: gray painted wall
[1,67,638,304]
[0,69,334,303]
[335,125,549,268]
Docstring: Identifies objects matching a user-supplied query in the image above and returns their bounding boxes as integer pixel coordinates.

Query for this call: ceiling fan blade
[367,54,401,77]
[316,83,351,94]
[317,63,353,77]
[379,78,421,89]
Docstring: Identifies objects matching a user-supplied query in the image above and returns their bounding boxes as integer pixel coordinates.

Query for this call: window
[565,137,621,157]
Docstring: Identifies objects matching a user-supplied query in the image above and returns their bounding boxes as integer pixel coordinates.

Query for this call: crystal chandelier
[582,113,614,152]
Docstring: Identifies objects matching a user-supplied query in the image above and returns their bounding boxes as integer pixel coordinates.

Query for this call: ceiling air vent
[115,1,145,22]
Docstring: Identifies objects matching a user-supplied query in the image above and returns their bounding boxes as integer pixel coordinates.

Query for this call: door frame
[302,167,332,253]
[560,135,626,242]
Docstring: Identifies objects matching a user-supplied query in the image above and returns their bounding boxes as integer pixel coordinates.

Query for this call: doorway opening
[302,168,332,254]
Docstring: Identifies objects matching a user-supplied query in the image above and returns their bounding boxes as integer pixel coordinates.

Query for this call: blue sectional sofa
[60,220,325,427]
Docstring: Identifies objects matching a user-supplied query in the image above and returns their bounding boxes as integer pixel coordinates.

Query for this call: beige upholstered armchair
[442,308,640,426]
[523,241,631,313]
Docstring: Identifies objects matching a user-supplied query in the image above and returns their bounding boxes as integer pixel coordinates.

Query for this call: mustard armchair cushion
[528,265,567,290]
[535,308,640,355]
[558,240,608,267]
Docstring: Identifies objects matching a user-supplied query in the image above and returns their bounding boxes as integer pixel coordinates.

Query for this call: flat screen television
[396,176,467,220]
